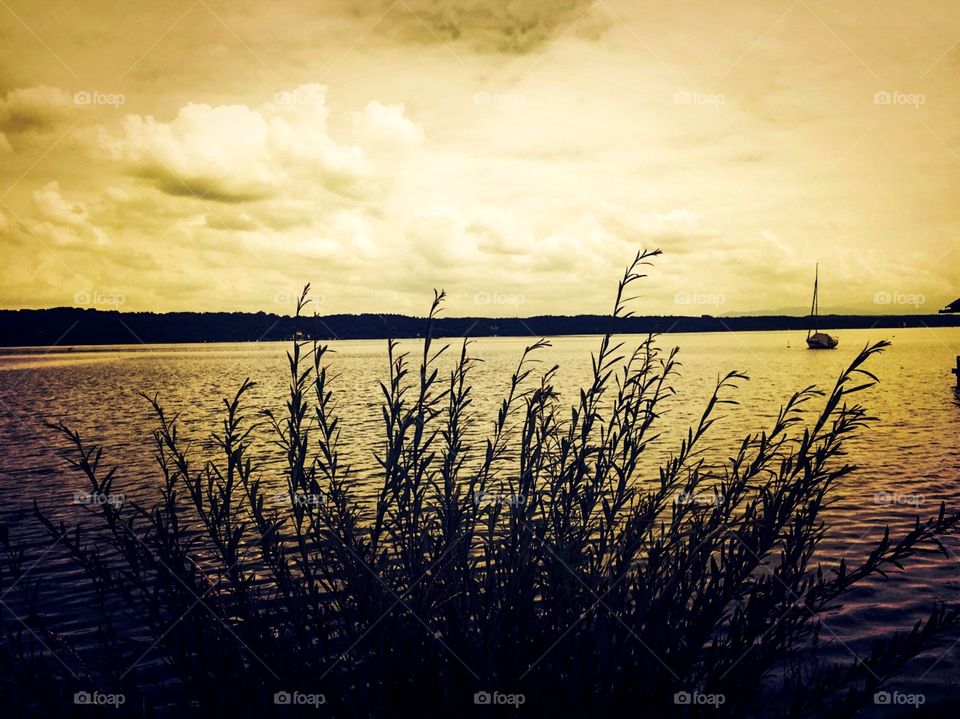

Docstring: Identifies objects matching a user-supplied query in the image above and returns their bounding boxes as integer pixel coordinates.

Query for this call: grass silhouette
[2,250,958,717]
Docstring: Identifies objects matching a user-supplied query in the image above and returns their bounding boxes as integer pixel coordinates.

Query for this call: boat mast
[808,263,819,339]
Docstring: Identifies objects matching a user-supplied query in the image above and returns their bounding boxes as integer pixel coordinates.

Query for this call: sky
[0,0,958,317]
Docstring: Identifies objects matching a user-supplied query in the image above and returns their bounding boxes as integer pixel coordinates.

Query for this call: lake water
[1,327,959,705]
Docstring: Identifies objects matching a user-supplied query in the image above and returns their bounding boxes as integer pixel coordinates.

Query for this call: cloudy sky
[0,0,958,316]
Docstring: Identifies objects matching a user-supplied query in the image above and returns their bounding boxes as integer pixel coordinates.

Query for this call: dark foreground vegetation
[2,251,959,717]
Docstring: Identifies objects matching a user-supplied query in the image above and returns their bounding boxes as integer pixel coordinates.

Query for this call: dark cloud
[142,169,273,204]
[0,85,73,134]
[349,0,598,54]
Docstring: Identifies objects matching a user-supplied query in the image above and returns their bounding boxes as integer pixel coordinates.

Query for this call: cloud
[0,85,73,134]
[597,207,714,251]
[101,85,423,204]
[102,104,286,203]
[25,181,109,247]
[470,214,532,256]
[758,229,795,258]
[33,181,91,226]
[403,205,483,268]
[352,101,424,154]
[349,0,600,54]
[104,186,131,203]
[204,211,258,232]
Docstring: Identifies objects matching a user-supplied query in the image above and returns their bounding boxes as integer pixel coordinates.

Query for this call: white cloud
[27,182,108,246]
[100,85,422,204]
[352,101,424,154]
[33,181,90,226]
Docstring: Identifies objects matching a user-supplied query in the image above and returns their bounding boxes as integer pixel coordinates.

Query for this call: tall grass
[2,250,959,717]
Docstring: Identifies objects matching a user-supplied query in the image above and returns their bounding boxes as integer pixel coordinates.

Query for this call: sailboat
[806,263,838,350]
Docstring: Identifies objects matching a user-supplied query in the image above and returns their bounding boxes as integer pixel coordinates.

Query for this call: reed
[2,250,958,717]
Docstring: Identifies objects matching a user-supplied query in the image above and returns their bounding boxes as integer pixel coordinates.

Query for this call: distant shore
[1,307,959,346]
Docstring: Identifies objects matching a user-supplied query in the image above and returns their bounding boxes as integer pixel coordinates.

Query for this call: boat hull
[806,332,838,350]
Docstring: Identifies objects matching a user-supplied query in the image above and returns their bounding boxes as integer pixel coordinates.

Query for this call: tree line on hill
[1,307,959,346]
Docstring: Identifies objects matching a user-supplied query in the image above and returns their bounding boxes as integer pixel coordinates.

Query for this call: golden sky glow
[0,0,958,316]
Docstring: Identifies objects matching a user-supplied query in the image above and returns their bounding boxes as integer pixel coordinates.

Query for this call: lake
[1,327,959,706]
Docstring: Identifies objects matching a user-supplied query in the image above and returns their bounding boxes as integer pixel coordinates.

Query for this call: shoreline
[1,308,959,347]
